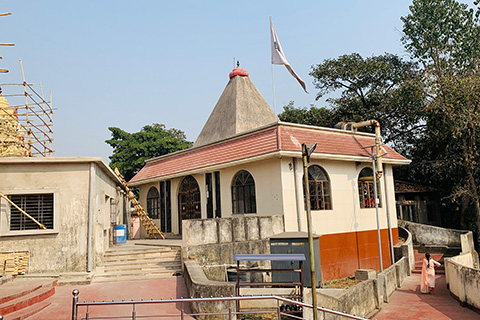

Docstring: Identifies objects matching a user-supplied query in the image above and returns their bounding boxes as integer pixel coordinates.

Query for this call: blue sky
[1,1,419,162]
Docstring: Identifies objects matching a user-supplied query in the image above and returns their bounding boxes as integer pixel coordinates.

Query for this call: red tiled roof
[279,126,407,160]
[130,127,279,183]
[129,123,408,184]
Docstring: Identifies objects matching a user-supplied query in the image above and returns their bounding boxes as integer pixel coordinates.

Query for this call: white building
[130,67,410,280]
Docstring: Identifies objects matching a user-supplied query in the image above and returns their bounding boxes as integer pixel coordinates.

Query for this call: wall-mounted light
[303,142,317,163]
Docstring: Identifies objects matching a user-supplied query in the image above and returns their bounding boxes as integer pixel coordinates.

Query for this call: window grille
[358,167,381,208]
[146,187,160,219]
[231,170,256,214]
[9,194,54,230]
[307,165,332,210]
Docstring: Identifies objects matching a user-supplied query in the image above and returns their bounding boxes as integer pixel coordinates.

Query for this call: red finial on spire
[229,61,249,79]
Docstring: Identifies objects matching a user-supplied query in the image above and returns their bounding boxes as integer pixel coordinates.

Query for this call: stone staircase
[93,245,182,282]
[0,279,57,320]
[412,250,445,275]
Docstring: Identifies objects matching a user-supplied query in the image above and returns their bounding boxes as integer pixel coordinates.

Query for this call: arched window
[308,165,332,210]
[146,186,160,219]
[358,167,382,208]
[232,170,256,214]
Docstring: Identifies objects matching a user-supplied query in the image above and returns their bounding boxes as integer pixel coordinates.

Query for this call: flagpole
[271,64,277,114]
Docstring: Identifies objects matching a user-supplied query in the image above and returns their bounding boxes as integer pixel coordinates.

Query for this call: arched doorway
[178,175,201,232]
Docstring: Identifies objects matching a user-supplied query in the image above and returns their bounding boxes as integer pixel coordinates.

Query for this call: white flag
[270,17,308,93]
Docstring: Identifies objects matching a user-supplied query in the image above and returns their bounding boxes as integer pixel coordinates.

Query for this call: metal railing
[71,289,368,320]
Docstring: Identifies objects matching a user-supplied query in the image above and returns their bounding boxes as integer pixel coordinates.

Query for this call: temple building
[130,66,410,280]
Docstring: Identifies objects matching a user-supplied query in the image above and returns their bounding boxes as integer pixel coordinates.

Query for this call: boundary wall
[182,215,284,281]
[183,219,413,319]
[444,231,480,313]
[398,220,465,247]
[394,226,415,273]
[303,256,410,319]
[184,260,236,320]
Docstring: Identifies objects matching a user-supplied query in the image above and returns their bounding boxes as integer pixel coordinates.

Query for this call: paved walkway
[373,273,479,320]
[29,277,194,320]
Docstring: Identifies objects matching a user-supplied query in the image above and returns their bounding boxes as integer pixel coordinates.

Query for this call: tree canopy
[279,0,480,240]
[106,124,192,181]
[278,102,338,128]
[401,0,480,75]
[280,53,426,153]
[401,0,480,234]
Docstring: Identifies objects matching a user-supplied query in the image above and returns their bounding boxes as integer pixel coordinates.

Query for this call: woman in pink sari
[420,252,441,294]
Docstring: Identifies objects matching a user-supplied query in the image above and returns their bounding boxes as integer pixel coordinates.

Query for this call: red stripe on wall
[319,228,398,281]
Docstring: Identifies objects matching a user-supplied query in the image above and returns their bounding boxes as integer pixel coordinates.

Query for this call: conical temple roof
[194,67,278,147]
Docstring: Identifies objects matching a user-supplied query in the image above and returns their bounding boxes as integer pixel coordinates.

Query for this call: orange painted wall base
[319,228,398,281]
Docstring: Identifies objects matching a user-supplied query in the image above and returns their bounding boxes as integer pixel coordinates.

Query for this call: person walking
[420,252,441,294]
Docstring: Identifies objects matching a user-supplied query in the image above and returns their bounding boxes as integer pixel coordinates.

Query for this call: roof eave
[143,121,380,165]
[128,150,410,186]
[0,157,123,186]
[144,121,281,165]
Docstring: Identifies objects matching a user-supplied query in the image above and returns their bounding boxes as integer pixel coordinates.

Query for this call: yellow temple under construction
[0,92,27,157]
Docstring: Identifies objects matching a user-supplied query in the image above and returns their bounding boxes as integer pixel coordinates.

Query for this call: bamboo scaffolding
[114,168,165,239]
[49,91,53,156]
[1,94,26,97]
[0,60,54,157]
[0,107,52,141]
[0,192,46,229]
[0,13,13,75]
[20,60,31,156]
[17,99,53,127]
[24,94,54,123]
[10,102,52,109]
[0,83,34,86]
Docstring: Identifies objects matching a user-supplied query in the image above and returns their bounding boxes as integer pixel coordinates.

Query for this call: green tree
[278,101,338,128]
[401,0,480,76]
[309,53,425,153]
[401,0,480,236]
[106,124,192,181]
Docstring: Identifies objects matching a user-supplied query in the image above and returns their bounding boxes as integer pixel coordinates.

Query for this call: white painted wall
[445,253,480,310]
[93,164,126,266]
[280,157,398,235]
[171,178,180,233]
[217,158,284,218]
[136,157,400,238]
[279,157,302,232]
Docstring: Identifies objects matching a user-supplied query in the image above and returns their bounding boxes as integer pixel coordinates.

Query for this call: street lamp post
[302,142,318,320]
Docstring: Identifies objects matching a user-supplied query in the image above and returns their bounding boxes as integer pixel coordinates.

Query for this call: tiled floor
[29,277,194,320]
[374,269,479,319]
